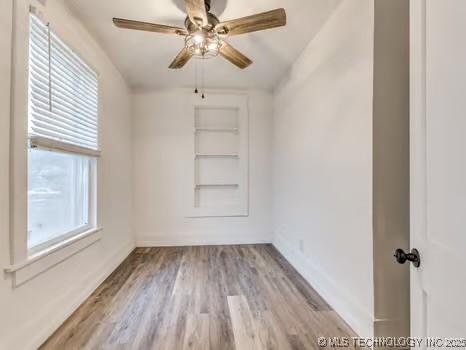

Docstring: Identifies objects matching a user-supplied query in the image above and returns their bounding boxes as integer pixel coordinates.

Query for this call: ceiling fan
[112,0,286,69]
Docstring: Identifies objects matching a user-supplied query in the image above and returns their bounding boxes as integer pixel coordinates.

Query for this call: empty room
[1,0,465,349]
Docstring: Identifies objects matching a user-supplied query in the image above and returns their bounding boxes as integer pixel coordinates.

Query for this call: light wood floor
[41,245,357,350]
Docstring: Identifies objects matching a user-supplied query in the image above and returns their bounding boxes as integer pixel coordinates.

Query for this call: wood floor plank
[253,311,294,350]
[206,289,236,350]
[227,295,264,350]
[40,245,357,350]
[182,313,210,350]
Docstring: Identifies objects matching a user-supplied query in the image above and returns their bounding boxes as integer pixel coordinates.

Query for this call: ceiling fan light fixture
[193,33,205,44]
[185,31,221,58]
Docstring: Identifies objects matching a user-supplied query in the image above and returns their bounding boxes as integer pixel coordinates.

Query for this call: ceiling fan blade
[216,8,286,36]
[185,0,209,27]
[169,47,193,69]
[219,42,252,69]
[113,18,188,36]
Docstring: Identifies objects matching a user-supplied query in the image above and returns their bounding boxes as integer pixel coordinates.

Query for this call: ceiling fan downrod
[204,0,211,12]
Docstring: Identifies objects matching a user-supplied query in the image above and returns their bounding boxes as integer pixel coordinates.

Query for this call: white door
[410,0,466,344]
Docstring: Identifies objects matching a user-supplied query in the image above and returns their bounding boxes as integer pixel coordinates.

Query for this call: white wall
[0,1,134,349]
[272,0,374,337]
[132,89,273,246]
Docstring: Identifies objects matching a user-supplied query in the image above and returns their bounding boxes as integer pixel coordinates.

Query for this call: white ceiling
[65,0,341,91]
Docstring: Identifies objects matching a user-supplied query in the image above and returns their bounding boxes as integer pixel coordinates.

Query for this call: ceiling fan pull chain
[201,58,205,99]
[194,59,199,94]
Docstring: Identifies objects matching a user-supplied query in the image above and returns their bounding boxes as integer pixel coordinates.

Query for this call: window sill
[4,227,103,287]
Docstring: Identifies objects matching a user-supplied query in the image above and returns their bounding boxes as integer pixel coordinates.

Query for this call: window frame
[5,0,102,286]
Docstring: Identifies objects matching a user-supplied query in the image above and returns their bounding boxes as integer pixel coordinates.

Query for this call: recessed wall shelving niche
[187,94,249,217]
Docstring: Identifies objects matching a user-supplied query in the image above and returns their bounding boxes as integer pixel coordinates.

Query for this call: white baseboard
[136,233,272,247]
[273,233,374,338]
[7,241,135,350]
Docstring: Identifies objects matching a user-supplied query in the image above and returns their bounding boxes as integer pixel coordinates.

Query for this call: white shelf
[195,184,239,189]
[188,94,249,218]
[195,153,239,158]
[195,127,239,132]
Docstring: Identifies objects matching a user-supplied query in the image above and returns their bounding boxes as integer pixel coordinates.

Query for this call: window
[27,14,99,253]
[28,149,91,250]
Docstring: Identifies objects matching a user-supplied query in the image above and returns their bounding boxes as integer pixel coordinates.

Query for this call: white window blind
[28,14,99,153]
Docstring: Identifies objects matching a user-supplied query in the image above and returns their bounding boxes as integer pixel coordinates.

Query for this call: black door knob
[394,248,421,268]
